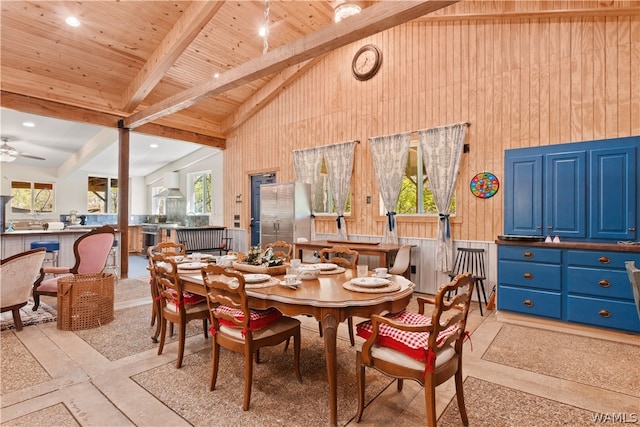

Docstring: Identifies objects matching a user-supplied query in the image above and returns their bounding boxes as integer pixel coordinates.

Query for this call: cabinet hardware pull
[598,256,610,264]
[598,280,611,288]
[523,251,533,258]
[523,300,533,307]
[598,309,611,318]
[629,227,636,231]
[523,272,533,279]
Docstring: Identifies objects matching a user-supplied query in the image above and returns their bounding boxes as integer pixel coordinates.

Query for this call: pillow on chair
[356,311,460,361]
[215,306,282,331]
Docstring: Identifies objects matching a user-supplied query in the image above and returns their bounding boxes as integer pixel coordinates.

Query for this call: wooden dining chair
[319,245,359,345]
[355,272,474,426]
[201,264,302,411]
[32,225,115,310]
[147,242,188,342]
[319,245,359,268]
[264,240,293,261]
[152,252,209,368]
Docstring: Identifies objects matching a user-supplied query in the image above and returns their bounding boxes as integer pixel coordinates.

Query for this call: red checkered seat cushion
[215,305,282,331]
[165,289,206,305]
[356,310,460,361]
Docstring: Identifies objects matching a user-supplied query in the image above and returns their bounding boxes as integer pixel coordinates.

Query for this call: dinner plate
[350,277,391,288]
[243,273,271,283]
[315,263,339,271]
[298,264,321,271]
[279,280,302,288]
[178,262,207,270]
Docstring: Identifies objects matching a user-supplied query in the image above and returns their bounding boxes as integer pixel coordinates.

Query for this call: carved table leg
[322,313,339,427]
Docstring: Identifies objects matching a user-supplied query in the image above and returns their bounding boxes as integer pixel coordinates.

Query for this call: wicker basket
[232,262,287,275]
[57,273,115,331]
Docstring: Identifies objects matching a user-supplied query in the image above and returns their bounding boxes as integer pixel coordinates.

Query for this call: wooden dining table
[179,266,415,426]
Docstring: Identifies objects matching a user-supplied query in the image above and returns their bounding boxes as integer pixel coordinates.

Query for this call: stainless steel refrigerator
[260,182,311,246]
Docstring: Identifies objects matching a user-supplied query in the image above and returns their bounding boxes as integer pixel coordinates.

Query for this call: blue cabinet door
[544,151,586,238]
[589,146,636,240]
[504,154,543,236]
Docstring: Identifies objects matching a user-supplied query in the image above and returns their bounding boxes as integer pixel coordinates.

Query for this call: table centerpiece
[232,245,287,275]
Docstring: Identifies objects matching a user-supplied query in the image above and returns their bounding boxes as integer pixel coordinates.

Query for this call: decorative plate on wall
[470,172,499,199]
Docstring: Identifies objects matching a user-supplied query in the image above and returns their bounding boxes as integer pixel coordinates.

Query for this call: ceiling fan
[0,137,45,162]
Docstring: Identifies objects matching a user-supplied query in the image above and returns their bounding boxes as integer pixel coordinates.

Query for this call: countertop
[495,238,640,253]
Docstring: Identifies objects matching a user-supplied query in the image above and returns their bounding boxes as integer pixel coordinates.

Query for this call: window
[312,158,351,215]
[151,186,166,215]
[88,176,118,213]
[11,181,54,214]
[394,143,455,215]
[187,171,211,214]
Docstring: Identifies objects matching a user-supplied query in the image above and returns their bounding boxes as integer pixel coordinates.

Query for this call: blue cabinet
[504,136,639,241]
[589,146,637,241]
[497,243,640,333]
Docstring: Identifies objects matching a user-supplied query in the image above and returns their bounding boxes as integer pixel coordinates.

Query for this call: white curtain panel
[418,122,468,272]
[323,141,357,240]
[293,147,324,241]
[369,132,412,243]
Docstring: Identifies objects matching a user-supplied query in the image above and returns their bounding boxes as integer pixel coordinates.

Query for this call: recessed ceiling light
[22,121,35,128]
[213,73,220,79]
[65,16,80,27]
[150,144,158,148]
[334,3,361,22]
[258,26,267,37]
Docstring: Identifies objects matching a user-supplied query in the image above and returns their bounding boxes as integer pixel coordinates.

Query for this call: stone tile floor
[1,263,638,426]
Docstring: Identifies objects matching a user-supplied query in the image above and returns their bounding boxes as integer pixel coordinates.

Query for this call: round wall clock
[470,172,499,199]
[352,44,382,81]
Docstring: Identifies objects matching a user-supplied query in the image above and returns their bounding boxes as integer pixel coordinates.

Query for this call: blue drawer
[499,260,561,291]
[567,267,635,300]
[499,246,562,263]
[567,295,640,333]
[497,285,561,319]
[567,250,640,269]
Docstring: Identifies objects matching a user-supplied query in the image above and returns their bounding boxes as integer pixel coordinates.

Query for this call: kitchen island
[1,227,122,269]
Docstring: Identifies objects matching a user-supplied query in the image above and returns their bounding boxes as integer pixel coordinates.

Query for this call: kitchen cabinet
[260,182,311,246]
[497,241,640,333]
[128,225,143,254]
[504,136,639,241]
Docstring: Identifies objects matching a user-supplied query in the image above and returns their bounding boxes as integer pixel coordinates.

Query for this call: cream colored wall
[224,8,640,244]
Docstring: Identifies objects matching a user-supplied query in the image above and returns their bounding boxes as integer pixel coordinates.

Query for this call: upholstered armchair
[32,225,115,310]
[1,248,47,330]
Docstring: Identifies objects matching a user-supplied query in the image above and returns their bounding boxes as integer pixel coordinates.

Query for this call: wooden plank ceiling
[4,1,631,149]
[0,0,383,147]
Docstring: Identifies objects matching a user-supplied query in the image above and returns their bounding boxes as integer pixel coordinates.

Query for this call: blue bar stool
[103,239,119,277]
[30,241,60,267]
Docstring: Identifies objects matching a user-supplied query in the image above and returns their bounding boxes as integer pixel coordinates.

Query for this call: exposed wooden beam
[417,6,640,22]
[123,0,459,129]
[121,1,225,113]
[221,56,326,134]
[118,127,130,278]
[1,91,225,148]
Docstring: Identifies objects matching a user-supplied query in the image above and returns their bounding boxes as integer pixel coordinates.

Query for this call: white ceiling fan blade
[18,153,45,160]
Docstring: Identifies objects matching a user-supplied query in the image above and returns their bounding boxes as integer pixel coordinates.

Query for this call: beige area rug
[114,276,152,303]
[73,302,205,361]
[438,376,595,426]
[482,324,640,397]
[1,331,52,395]
[0,298,56,331]
[132,331,392,426]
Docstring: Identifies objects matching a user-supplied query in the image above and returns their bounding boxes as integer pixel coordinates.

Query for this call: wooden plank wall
[224,4,640,245]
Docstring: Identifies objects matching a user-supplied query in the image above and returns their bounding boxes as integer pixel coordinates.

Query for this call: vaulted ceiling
[5,1,449,149]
